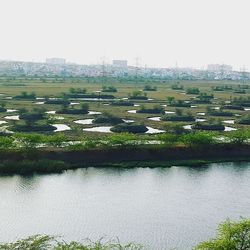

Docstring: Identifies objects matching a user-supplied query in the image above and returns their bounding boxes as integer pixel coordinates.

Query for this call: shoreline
[0,144,250,175]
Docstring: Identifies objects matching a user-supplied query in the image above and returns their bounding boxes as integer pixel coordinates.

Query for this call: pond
[52,124,71,132]
[0,162,249,250]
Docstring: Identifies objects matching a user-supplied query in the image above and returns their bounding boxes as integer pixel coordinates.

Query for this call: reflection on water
[0,163,249,250]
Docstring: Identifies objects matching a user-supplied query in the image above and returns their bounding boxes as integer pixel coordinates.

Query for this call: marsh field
[0,76,249,139]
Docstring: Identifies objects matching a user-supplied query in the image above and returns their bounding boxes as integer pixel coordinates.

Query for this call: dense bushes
[181,132,216,146]
[143,85,157,91]
[192,123,225,131]
[161,115,195,122]
[102,86,117,92]
[13,91,36,100]
[111,123,148,133]
[45,99,70,105]
[223,105,244,110]
[237,115,250,125]
[57,103,89,114]
[128,91,148,100]
[171,84,183,90]
[206,107,233,117]
[137,105,165,114]
[167,97,191,107]
[93,113,124,125]
[111,100,134,106]
[186,87,200,94]
[161,109,195,121]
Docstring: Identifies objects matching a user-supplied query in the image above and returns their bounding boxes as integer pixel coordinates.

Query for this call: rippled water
[0,162,250,249]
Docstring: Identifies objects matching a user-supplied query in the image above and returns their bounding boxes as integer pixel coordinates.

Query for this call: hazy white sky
[0,0,249,70]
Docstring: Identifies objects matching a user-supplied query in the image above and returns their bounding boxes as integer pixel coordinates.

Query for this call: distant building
[112,60,128,68]
[46,58,66,65]
[207,64,232,72]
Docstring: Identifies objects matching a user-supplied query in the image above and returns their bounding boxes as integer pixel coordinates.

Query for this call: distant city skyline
[0,0,249,71]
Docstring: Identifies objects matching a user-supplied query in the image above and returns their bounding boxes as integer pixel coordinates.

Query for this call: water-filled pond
[0,162,249,249]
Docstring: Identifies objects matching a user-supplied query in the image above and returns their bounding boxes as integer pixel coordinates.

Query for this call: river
[0,162,250,249]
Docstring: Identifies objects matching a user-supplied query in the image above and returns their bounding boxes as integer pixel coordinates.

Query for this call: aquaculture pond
[0,162,250,250]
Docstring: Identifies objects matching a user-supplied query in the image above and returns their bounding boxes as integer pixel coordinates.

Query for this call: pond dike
[1,144,250,172]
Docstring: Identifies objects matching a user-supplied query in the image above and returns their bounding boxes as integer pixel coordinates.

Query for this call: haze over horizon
[0,0,249,70]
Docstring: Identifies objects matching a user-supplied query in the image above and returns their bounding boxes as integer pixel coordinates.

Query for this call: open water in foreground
[0,162,250,249]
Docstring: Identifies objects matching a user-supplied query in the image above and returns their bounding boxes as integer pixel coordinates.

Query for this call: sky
[0,0,249,70]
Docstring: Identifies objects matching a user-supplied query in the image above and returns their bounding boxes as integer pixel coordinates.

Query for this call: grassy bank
[1,144,250,175]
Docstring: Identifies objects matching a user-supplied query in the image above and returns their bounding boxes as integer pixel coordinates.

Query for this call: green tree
[195,218,250,250]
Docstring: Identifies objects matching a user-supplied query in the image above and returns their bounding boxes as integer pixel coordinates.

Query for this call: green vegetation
[128,91,148,100]
[56,103,89,114]
[206,107,234,117]
[137,105,165,114]
[237,115,250,125]
[13,91,36,100]
[45,99,70,105]
[0,218,249,249]
[93,113,124,125]
[0,235,142,250]
[171,83,184,90]
[110,123,148,133]
[111,100,134,106]
[186,87,200,94]
[69,87,87,94]
[143,84,157,91]
[192,122,225,131]
[195,218,250,250]
[102,86,118,92]
[212,85,233,91]
[161,109,195,121]
[167,97,191,107]
[232,96,250,107]
[223,105,244,111]
[12,108,56,132]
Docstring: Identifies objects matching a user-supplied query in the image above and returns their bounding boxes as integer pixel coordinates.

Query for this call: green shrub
[195,218,250,250]
[111,124,148,134]
[181,132,216,147]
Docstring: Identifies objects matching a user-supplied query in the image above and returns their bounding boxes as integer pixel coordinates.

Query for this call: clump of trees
[192,118,225,131]
[93,113,124,125]
[186,87,200,95]
[161,109,195,122]
[12,108,56,132]
[232,96,250,107]
[193,93,214,104]
[137,105,165,114]
[111,100,134,106]
[111,123,148,133]
[102,86,117,92]
[171,84,184,90]
[223,105,244,111]
[206,106,234,117]
[236,114,250,125]
[69,87,87,94]
[143,84,157,91]
[128,91,148,100]
[0,102,7,112]
[167,97,191,107]
[14,91,36,100]
[56,103,89,114]
[212,85,232,91]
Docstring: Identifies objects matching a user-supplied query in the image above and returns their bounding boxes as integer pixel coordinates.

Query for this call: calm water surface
[0,162,250,249]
